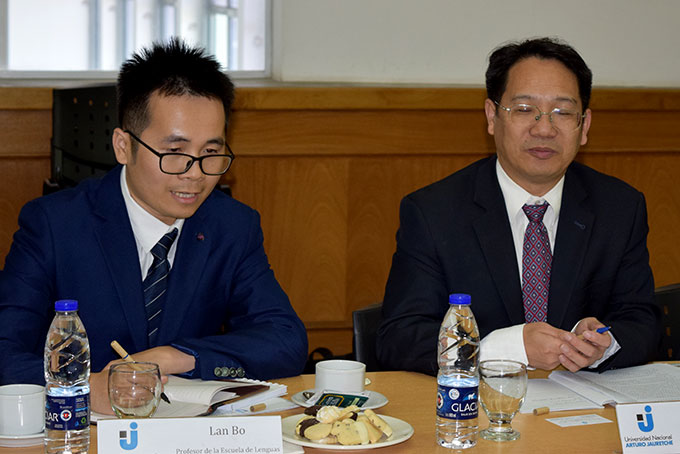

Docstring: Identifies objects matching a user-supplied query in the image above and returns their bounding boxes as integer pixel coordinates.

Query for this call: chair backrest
[352,303,383,371]
[655,283,680,360]
[45,85,119,194]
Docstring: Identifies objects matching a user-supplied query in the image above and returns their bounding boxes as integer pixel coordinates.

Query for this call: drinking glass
[108,362,162,418]
[478,359,527,441]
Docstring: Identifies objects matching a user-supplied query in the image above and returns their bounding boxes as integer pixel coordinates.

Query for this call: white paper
[520,379,603,413]
[546,414,613,427]
[548,371,631,405]
[575,364,680,403]
[223,397,299,415]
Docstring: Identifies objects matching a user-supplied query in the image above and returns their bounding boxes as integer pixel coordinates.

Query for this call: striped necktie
[521,204,551,323]
[144,228,179,347]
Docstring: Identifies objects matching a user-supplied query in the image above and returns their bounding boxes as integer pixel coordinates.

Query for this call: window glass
[2,0,267,75]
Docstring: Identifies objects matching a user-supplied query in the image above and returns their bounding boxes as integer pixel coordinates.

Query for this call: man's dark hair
[117,37,235,134]
[486,37,593,111]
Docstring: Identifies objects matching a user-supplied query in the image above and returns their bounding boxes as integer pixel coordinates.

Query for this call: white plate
[282,414,414,450]
[291,389,389,410]
[0,432,44,448]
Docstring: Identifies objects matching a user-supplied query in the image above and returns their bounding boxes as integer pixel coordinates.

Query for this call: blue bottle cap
[448,293,471,305]
[55,299,78,311]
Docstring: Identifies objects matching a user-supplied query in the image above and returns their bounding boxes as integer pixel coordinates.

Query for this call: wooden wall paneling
[585,111,680,153]
[2,86,680,358]
[228,110,492,156]
[345,155,488,314]
[0,99,52,268]
[0,110,52,158]
[0,158,51,265]
[228,155,350,323]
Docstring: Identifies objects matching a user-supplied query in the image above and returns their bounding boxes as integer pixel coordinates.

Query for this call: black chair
[352,303,383,371]
[44,84,119,195]
[654,283,680,360]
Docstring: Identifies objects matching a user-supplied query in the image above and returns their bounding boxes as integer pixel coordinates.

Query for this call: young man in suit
[0,39,307,413]
[377,37,660,375]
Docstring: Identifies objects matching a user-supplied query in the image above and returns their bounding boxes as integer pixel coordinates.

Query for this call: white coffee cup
[0,384,45,436]
[314,360,366,393]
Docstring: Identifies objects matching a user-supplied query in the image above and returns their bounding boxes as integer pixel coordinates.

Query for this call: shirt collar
[120,166,184,254]
[496,159,564,222]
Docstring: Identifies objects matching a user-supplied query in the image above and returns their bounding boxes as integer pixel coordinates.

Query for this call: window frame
[0,0,271,81]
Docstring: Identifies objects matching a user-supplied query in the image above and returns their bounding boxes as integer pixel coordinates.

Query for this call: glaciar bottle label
[436,384,478,419]
[45,394,90,431]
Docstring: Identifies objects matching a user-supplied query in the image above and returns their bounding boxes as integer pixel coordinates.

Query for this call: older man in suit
[377,37,660,375]
[0,39,307,413]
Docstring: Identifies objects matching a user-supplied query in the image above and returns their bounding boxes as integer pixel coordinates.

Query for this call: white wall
[272,0,680,87]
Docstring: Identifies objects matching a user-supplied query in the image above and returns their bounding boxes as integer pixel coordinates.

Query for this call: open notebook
[521,363,680,413]
[93,375,287,421]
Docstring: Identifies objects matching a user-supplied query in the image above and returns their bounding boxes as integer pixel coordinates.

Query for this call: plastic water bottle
[44,299,90,454]
[436,293,480,449]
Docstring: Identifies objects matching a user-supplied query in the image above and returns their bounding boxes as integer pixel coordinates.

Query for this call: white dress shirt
[120,167,184,280]
[479,160,619,368]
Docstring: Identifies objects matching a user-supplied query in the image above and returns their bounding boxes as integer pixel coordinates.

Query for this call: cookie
[357,415,384,443]
[363,408,393,437]
[330,419,369,445]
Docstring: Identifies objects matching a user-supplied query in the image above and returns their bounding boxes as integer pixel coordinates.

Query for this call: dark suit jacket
[377,157,660,375]
[0,166,307,384]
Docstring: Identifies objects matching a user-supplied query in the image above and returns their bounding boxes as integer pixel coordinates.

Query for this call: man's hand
[523,322,572,370]
[126,346,195,376]
[90,367,115,414]
[558,317,611,372]
[89,346,195,414]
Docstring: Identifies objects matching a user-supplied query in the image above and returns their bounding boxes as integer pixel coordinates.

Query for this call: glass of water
[478,360,527,441]
[108,362,162,418]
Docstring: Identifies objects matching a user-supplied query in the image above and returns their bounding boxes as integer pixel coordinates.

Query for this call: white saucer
[0,432,44,448]
[282,414,413,450]
[291,389,388,410]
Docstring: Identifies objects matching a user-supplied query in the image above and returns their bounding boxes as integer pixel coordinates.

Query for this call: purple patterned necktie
[521,203,552,323]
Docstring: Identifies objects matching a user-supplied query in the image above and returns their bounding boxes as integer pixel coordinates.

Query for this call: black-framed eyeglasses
[125,130,235,175]
[494,101,585,132]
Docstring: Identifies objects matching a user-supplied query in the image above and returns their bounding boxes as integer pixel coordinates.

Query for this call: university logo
[636,405,654,433]
[119,422,139,451]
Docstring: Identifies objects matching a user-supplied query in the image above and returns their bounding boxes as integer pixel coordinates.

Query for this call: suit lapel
[92,167,148,352]
[472,158,525,325]
[157,203,212,345]
[548,167,594,328]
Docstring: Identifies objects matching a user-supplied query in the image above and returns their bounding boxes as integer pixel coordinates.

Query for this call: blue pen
[577,326,611,339]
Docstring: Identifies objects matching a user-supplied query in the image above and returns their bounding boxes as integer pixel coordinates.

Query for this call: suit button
[214,367,222,377]
[229,367,238,377]
[221,367,229,376]
[237,368,245,378]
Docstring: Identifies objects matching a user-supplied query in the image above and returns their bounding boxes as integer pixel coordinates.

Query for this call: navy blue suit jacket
[0,166,307,384]
[377,157,660,375]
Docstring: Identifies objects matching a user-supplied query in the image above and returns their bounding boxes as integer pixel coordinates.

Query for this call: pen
[576,326,611,340]
[110,340,171,405]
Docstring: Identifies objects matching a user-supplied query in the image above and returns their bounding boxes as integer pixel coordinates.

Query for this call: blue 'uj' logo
[636,405,654,433]
[119,422,139,450]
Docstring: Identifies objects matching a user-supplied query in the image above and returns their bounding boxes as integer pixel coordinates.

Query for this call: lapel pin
[573,220,586,230]
[197,233,205,241]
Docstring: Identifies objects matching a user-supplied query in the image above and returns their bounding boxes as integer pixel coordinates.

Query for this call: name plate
[616,402,680,453]
[98,415,282,454]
